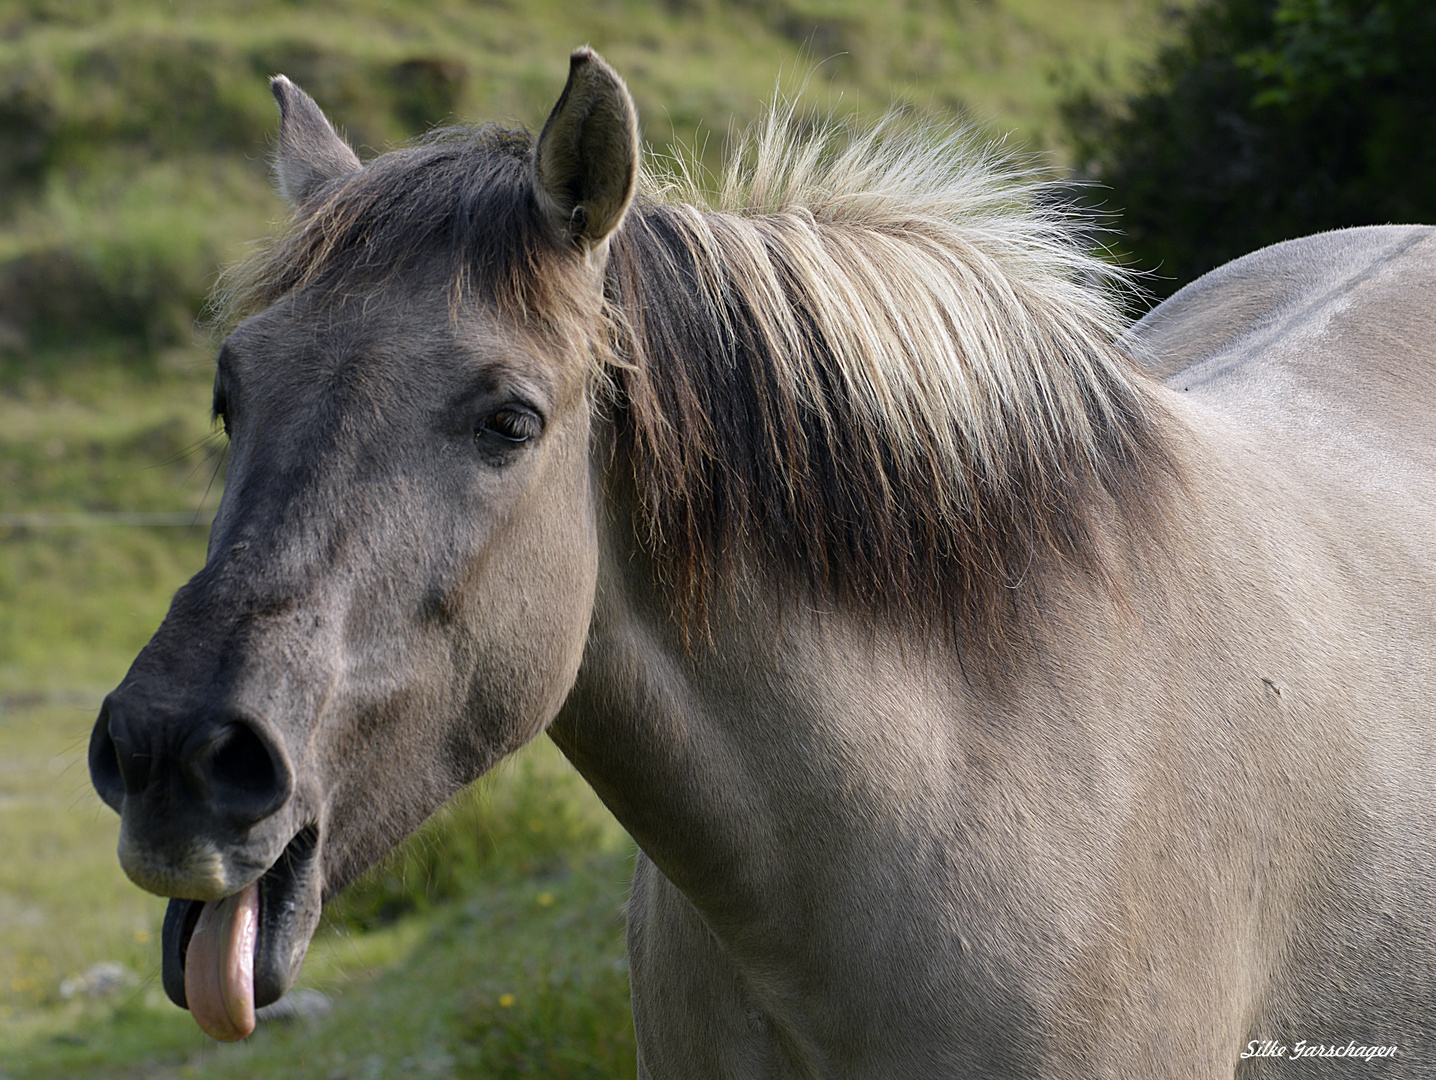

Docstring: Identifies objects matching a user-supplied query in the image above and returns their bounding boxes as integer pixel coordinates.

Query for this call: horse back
[1130,225,1436,469]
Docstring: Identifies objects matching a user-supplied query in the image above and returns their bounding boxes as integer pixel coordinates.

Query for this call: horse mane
[610,107,1176,662]
[213,105,1177,668]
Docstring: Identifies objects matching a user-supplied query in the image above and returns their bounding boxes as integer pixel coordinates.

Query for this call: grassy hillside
[0,2,1186,1075]
[0,0,1182,377]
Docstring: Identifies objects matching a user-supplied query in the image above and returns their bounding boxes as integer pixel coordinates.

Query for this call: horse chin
[161,824,323,1027]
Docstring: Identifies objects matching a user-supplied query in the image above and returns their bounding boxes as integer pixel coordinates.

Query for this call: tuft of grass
[446,863,638,1080]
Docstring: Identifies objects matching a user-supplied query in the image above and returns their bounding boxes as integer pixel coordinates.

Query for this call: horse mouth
[161,824,322,1041]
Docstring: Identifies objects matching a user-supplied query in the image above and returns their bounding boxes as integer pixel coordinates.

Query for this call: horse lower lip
[162,896,205,1009]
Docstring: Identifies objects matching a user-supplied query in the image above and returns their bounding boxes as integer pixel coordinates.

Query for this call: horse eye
[476,407,540,445]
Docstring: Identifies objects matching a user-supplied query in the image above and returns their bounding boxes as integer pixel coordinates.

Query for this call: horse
[88,48,1436,1076]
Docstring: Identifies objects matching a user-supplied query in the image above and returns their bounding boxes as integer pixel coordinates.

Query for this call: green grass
[0,361,220,695]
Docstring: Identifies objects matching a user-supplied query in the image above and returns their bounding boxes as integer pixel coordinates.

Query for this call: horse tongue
[183,882,259,1041]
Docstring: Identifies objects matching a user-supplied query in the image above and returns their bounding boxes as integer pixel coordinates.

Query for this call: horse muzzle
[89,689,325,1039]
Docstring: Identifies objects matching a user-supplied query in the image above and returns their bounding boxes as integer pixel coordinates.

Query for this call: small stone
[256,988,333,1025]
[58,962,137,1000]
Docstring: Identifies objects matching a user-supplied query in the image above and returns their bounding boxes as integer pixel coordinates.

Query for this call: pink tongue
[184,882,259,1041]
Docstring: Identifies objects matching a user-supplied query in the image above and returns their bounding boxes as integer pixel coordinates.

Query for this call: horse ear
[269,75,362,208]
[533,48,639,252]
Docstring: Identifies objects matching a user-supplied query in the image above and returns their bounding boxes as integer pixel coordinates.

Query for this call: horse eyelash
[198,440,227,521]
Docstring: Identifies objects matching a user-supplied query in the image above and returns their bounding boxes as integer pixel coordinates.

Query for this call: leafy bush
[1065,0,1436,301]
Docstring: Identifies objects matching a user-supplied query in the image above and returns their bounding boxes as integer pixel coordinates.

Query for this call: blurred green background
[2,0,1431,1076]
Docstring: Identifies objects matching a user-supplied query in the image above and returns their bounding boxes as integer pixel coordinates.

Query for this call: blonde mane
[608,107,1175,658]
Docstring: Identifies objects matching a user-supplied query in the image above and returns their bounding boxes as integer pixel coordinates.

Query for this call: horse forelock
[609,106,1179,666]
[212,124,603,365]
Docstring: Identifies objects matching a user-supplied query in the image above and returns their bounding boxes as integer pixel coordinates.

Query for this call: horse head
[87,49,637,1041]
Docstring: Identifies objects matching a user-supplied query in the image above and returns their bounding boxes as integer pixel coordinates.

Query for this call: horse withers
[89,48,1436,1075]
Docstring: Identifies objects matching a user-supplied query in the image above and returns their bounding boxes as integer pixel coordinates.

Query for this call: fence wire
[0,511,215,528]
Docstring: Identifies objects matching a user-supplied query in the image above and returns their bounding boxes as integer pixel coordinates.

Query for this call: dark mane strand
[215,125,595,343]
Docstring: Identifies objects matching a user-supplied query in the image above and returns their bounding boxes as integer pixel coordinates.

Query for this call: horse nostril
[89,699,137,812]
[197,718,295,824]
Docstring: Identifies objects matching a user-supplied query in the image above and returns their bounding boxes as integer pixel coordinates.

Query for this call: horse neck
[547,399,1223,921]
[548,426,1063,927]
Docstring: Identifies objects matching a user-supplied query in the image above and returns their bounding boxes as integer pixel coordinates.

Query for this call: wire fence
[0,511,216,528]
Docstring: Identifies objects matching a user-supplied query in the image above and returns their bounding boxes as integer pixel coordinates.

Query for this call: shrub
[1064,0,1436,302]
[325,744,620,931]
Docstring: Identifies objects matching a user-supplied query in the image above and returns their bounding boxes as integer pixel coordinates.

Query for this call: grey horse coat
[597,228,1436,1076]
